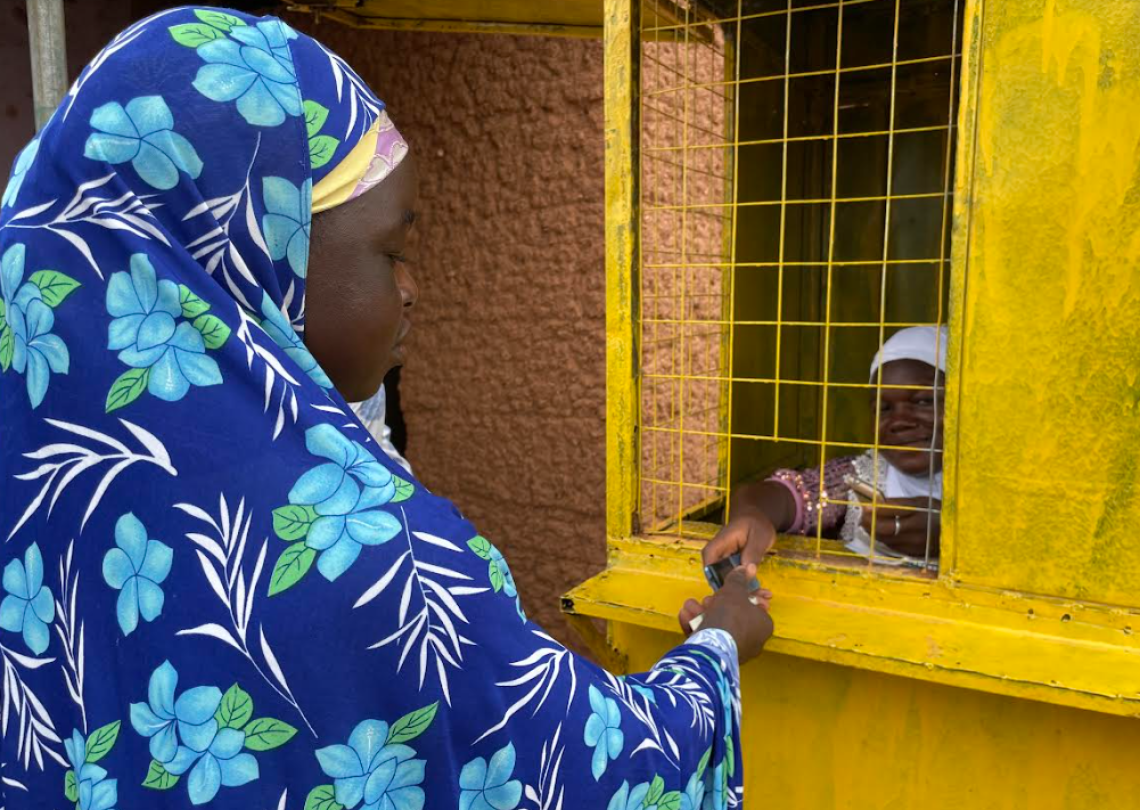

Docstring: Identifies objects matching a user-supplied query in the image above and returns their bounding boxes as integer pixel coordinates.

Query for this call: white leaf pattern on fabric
[2,175,169,279]
[173,495,315,736]
[362,509,480,706]
[9,418,177,540]
[51,543,86,733]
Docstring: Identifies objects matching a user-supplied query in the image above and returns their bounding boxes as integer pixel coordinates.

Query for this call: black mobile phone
[703,553,761,593]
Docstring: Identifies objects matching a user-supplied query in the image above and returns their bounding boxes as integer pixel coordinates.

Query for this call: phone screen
[705,557,737,590]
[704,553,761,592]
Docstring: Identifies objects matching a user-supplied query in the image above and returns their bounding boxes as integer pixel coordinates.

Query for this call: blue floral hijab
[0,8,743,810]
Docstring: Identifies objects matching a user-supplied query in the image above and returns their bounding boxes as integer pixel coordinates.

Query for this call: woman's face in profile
[872,359,945,475]
[304,156,420,402]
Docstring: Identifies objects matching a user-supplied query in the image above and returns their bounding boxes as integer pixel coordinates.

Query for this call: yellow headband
[311,110,408,214]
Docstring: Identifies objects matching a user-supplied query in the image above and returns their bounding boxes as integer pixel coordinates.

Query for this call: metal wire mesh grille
[637,0,962,570]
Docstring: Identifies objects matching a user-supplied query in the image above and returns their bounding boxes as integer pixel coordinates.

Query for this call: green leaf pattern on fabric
[302,99,339,170]
[29,270,81,307]
[273,504,319,541]
[106,367,151,413]
[269,544,316,596]
[303,100,329,138]
[386,702,438,744]
[169,23,225,48]
[308,135,339,170]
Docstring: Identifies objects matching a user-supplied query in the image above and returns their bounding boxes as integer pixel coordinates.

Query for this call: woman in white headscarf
[704,326,947,570]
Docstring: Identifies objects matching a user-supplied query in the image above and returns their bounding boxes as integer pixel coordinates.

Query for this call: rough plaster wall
[639,36,729,531]
[286,19,608,649]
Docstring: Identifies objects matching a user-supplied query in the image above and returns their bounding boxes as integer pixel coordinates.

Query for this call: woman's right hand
[701,511,777,570]
[678,565,774,664]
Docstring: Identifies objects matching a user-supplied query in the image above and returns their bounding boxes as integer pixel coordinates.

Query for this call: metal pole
[27,0,68,131]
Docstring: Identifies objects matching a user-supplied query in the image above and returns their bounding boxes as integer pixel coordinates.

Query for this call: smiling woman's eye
[387,254,409,264]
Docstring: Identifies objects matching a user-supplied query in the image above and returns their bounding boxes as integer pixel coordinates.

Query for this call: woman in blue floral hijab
[0,8,771,810]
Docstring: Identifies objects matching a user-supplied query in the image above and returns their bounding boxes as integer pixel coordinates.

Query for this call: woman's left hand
[859,497,942,558]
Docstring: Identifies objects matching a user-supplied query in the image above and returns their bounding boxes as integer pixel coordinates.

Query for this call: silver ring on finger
[893,516,901,536]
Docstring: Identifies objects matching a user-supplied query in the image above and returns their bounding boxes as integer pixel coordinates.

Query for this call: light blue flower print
[286,424,401,582]
[130,662,260,805]
[262,177,311,277]
[701,763,727,810]
[459,742,522,810]
[163,726,259,806]
[84,96,202,190]
[609,775,684,810]
[1,244,71,409]
[192,21,302,127]
[607,781,653,810]
[102,513,173,636]
[65,730,118,810]
[2,137,38,208]
[316,719,426,810]
[465,537,526,622]
[488,546,528,622]
[129,661,222,765]
[257,291,330,388]
[584,685,623,781]
[106,254,222,401]
[680,770,705,810]
[623,679,656,705]
[0,543,54,655]
[132,665,291,804]
[488,546,517,598]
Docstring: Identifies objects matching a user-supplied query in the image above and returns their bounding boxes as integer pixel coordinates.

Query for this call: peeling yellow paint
[604,0,640,542]
[957,0,1140,603]
[614,622,1140,810]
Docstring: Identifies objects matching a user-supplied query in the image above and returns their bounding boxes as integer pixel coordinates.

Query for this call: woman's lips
[886,436,934,449]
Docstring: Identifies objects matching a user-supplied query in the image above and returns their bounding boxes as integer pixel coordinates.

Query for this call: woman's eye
[387,254,408,265]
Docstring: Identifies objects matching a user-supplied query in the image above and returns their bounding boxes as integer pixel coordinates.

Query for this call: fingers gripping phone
[689,554,762,633]
[703,553,761,594]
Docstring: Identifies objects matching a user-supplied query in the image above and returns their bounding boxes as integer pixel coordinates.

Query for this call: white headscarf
[870,325,948,383]
[350,385,413,475]
[869,325,947,500]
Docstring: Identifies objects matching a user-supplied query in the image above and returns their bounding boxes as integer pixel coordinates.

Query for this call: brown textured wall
[639,34,730,532]
[287,19,608,649]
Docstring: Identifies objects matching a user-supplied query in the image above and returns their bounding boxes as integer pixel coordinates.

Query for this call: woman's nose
[885,405,917,429]
[398,263,419,309]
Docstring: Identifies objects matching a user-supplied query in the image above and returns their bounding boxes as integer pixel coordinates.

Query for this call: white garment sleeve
[349,385,413,475]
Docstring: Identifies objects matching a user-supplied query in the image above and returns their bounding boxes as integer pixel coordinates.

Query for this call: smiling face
[872,359,945,475]
[304,155,419,402]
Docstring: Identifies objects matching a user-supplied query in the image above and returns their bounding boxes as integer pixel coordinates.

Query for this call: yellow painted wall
[618,623,1140,810]
[949,0,1140,602]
